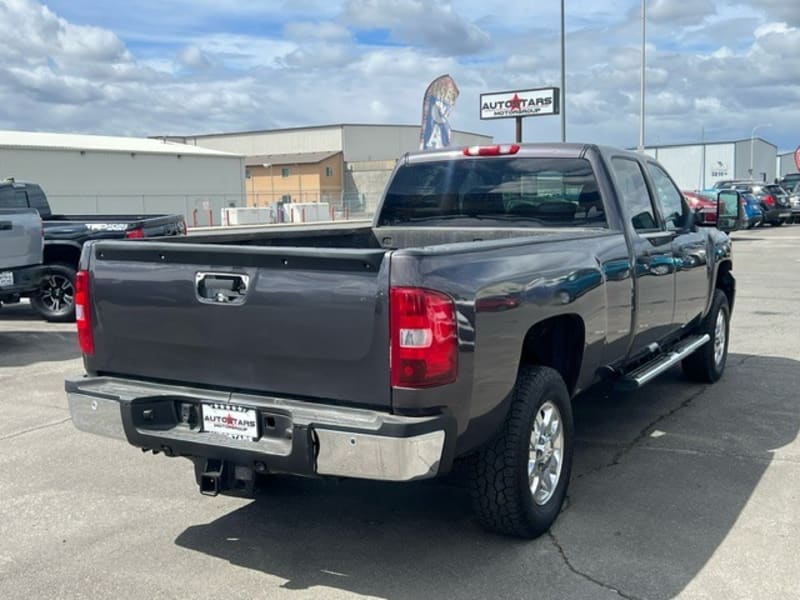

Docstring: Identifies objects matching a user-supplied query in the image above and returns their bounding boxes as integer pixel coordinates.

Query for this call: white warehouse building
[777,150,799,178]
[643,137,778,191]
[0,131,246,226]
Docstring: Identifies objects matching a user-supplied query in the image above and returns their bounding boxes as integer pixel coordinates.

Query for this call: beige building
[245,151,343,207]
[163,124,493,214]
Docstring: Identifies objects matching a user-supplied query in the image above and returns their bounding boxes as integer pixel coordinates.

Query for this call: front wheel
[30,263,77,322]
[682,289,730,383]
[468,366,574,538]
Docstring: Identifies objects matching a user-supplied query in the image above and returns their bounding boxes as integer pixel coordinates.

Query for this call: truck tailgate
[0,209,42,270]
[85,241,391,408]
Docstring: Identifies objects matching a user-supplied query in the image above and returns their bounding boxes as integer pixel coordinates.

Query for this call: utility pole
[638,0,646,153]
[560,0,566,142]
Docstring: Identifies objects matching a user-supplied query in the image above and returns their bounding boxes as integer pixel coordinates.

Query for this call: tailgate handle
[195,272,250,305]
[0,221,12,231]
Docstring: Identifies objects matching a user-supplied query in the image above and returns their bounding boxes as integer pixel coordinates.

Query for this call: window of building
[610,157,657,231]
[245,169,251,179]
[281,194,292,203]
[325,166,334,177]
[281,167,290,178]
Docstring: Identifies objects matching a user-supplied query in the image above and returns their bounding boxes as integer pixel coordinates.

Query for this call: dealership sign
[795,145,800,170]
[480,87,560,120]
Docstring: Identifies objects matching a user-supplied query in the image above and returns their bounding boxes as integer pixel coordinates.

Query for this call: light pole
[749,124,771,180]
[638,0,646,153]
[560,0,566,142]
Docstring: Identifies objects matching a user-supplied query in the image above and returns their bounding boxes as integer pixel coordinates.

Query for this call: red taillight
[463,144,520,157]
[390,287,457,388]
[75,270,94,356]
[125,227,145,239]
[764,195,775,208]
[179,219,187,235]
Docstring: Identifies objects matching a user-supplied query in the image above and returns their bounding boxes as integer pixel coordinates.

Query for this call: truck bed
[83,224,611,410]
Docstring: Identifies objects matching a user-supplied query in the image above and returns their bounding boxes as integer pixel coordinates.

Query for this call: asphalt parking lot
[1,226,799,600]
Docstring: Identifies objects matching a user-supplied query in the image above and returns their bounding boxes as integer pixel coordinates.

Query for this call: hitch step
[616,334,710,391]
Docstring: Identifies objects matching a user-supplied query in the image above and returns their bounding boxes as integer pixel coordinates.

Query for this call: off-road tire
[467,366,574,539]
[30,263,77,323]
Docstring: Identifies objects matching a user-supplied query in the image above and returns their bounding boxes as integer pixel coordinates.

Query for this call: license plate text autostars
[203,413,257,431]
[202,404,259,440]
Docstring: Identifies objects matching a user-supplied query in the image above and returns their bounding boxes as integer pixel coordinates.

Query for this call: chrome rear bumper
[66,377,450,482]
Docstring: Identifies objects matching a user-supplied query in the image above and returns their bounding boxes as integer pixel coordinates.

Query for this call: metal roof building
[0,130,246,225]
[160,124,493,213]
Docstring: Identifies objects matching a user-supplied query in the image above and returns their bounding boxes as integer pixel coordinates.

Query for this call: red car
[683,191,718,225]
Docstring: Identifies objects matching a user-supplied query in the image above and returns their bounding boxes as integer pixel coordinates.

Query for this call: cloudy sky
[0,0,798,152]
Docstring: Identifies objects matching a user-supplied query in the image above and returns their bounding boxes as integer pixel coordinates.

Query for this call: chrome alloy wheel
[714,309,727,369]
[528,401,564,505]
[40,273,74,313]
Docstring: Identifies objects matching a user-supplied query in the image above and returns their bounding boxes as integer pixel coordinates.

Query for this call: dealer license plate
[202,403,259,441]
[0,271,13,287]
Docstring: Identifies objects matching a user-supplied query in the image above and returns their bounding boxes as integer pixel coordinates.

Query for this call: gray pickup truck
[67,143,738,538]
[0,208,44,306]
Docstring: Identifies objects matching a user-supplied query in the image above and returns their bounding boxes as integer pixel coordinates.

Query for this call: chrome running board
[616,334,711,391]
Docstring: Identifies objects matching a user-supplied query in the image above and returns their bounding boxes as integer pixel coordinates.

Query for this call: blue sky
[1,0,798,152]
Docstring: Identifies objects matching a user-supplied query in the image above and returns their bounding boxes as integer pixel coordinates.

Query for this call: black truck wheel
[30,263,77,323]
[682,289,730,383]
[467,366,574,539]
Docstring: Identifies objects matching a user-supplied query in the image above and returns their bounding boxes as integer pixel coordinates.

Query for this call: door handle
[195,272,250,305]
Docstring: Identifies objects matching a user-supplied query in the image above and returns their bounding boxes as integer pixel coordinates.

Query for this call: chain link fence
[47,190,383,228]
[246,191,380,222]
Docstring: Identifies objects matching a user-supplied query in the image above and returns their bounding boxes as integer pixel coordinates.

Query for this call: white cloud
[0,0,797,153]
[754,21,792,37]
[177,46,211,70]
[647,0,717,24]
[283,21,352,43]
[745,0,800,26]
[343,0,492,54]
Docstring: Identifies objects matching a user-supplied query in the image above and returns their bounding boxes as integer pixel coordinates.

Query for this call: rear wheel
[682,289,730,383]
[30,263,77,322]
[468,366,574,538]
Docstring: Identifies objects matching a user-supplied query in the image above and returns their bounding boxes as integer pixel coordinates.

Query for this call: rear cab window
[378,157,607,228]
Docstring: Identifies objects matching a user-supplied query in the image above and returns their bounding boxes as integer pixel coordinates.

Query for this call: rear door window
[610,157,657,231]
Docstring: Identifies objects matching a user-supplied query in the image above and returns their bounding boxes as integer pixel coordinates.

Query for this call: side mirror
[716,191,741,233]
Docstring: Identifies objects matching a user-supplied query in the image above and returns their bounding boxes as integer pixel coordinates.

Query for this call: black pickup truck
[67,143,738,538]
[0,179,186,321]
